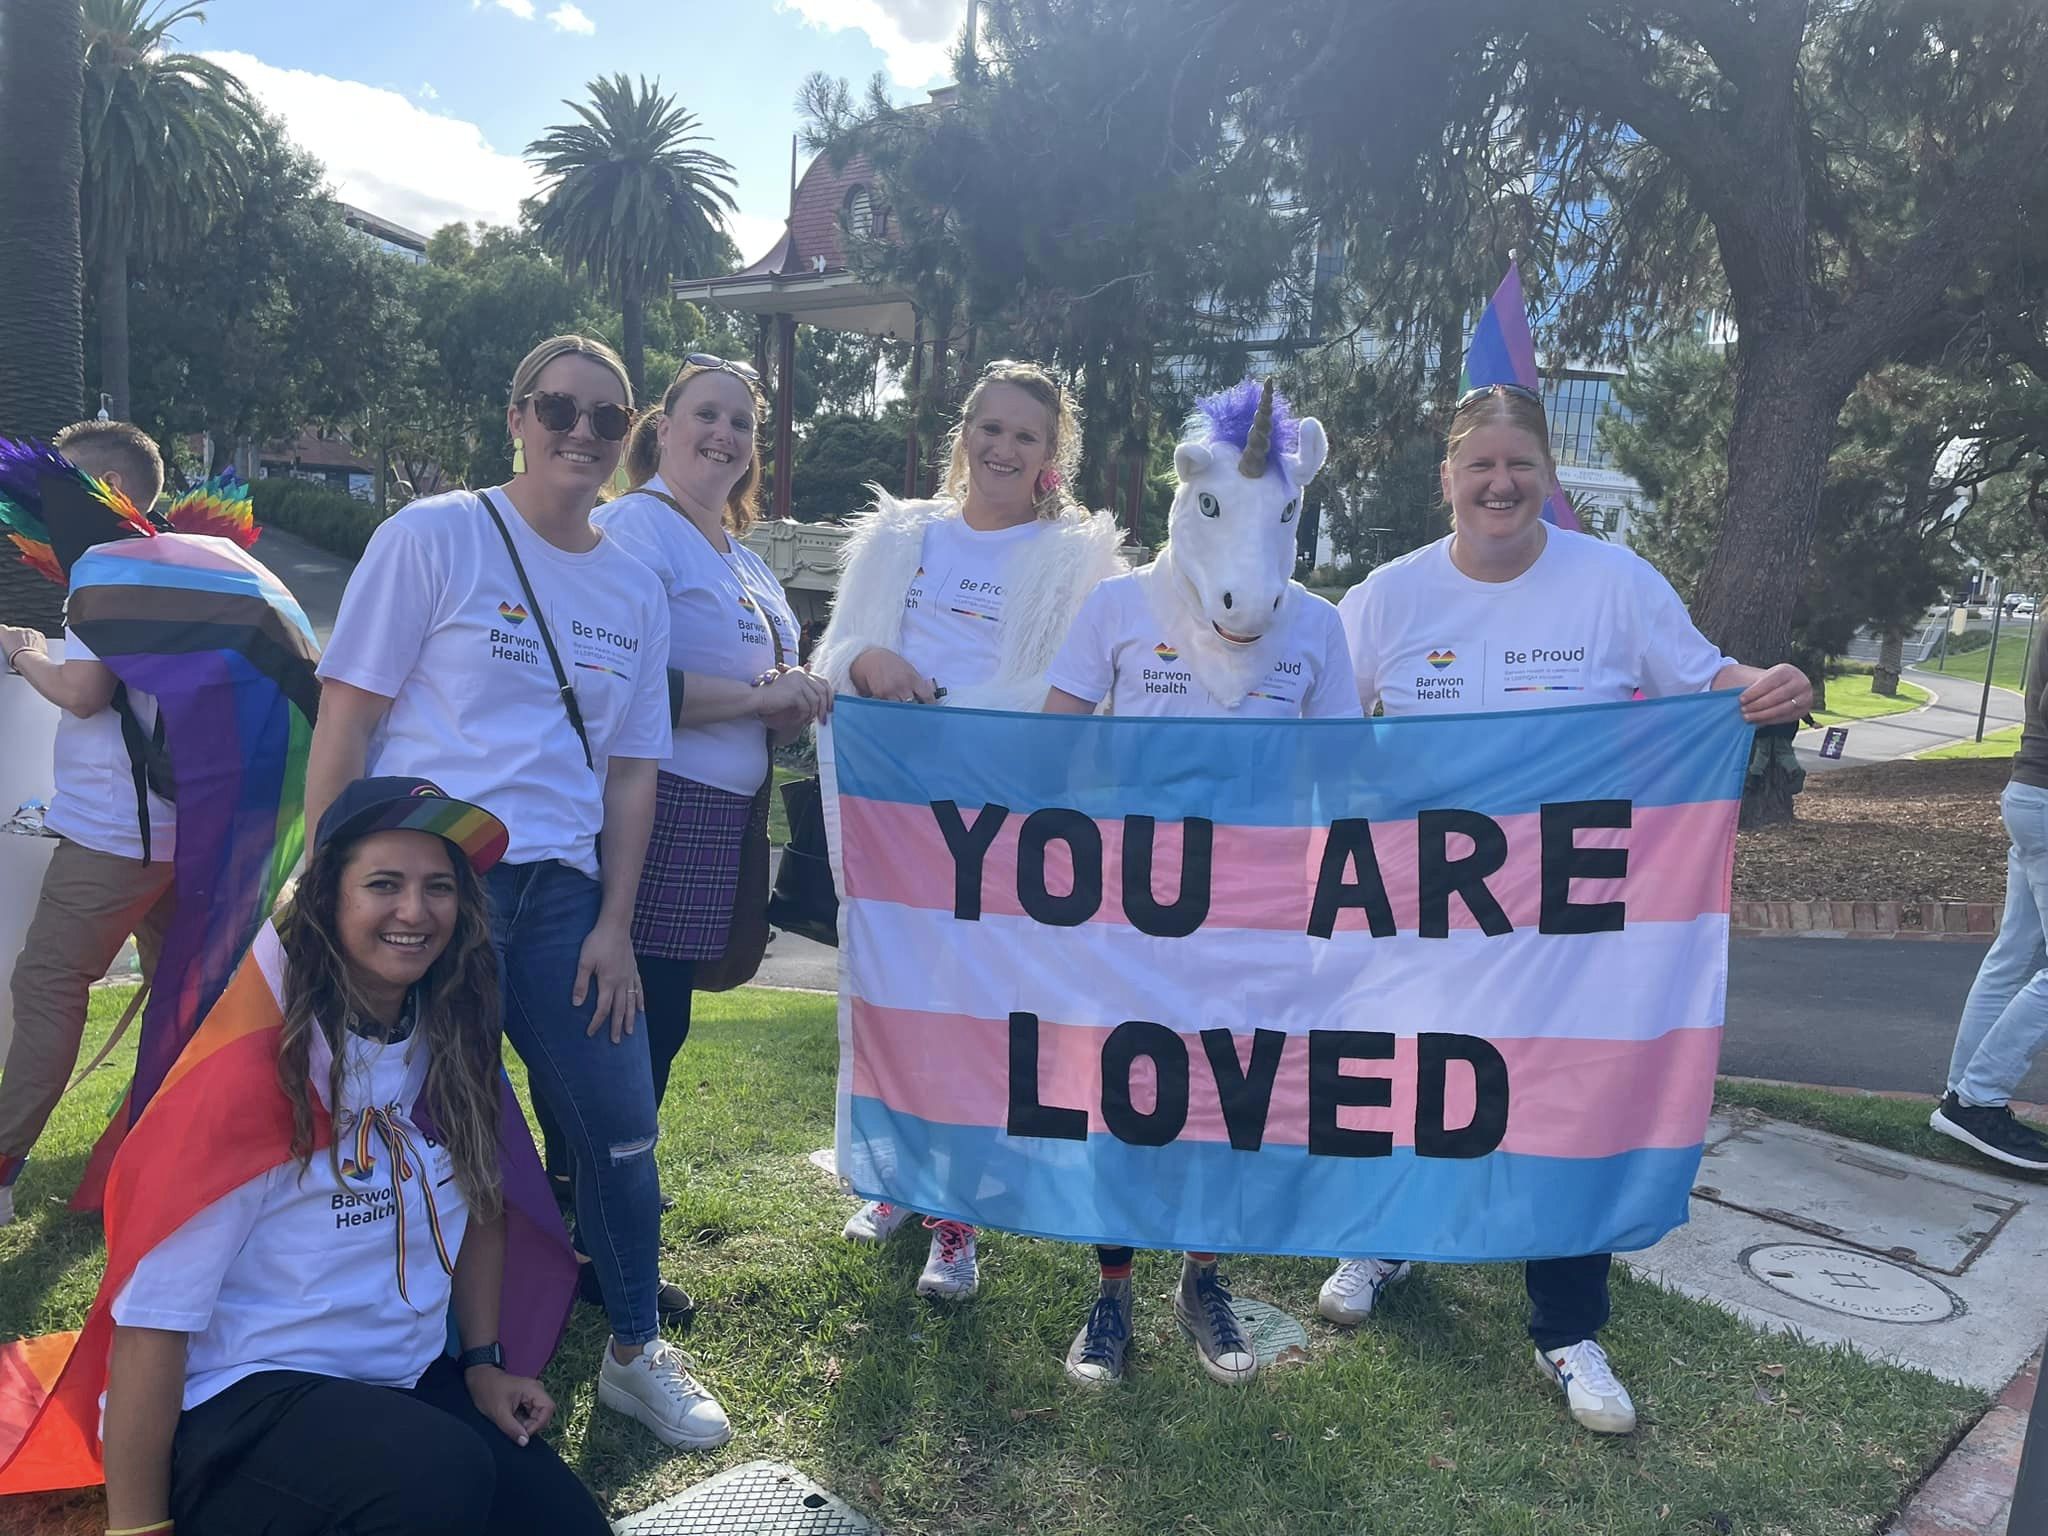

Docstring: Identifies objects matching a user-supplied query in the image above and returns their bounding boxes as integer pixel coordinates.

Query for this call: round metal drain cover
[1740,1243,1961,1324]
[1230,1298,1310,1365]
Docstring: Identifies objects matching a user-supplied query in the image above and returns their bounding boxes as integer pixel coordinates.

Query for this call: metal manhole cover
[1740,1243,1963,1325]
[1230,1298,1309,1365]
[615,1459,881,1535]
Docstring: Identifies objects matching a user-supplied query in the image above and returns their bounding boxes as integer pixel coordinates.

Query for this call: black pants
[539,955,696,1181]
[1525,1253,1612,1351]
[167,1359,610,1536]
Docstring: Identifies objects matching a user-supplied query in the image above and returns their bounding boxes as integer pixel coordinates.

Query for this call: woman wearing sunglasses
[591,356,830,1202]
[1330,381,1810,1436]
[808,358,1125,1300]
[306,335,732,1451]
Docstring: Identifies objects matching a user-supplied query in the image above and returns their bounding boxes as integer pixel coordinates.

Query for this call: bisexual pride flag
[1463,260,1582,533]
[825,693,1751,1258]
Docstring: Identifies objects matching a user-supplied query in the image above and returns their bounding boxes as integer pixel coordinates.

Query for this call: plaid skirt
[631,770,756,961]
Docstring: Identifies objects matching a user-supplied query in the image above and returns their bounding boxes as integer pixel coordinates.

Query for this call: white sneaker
[1317,1258,1410,1324]
[915,1219,979,1299]
[842,1199,914,1243]
[0,1186,14,1226]
[597,1339,733,1449]
[1535,1340,1637,1434]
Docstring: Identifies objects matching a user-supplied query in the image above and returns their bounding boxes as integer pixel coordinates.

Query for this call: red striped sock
[1099,1259,1133,1281]
[1186,1252,1218,1266]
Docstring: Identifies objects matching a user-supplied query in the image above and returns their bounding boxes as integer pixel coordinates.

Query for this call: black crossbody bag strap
[480,489,595,771]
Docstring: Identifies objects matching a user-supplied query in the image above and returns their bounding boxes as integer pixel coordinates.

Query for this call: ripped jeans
[487,860,661,1347]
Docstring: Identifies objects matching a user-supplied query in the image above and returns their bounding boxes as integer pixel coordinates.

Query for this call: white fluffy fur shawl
[809,489,1127,713]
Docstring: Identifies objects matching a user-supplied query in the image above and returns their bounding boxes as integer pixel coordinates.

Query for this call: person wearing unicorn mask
[1042,379,1360,1388]
[0,420,174,1228]
[1332,381,1810,1434]
[811,358,1125,1301]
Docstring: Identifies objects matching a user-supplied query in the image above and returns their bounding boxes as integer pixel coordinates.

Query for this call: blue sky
[185,0,970,268]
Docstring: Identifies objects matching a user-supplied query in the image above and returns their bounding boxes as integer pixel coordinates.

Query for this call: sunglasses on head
[1454,382,1545,413]
[686,353,761,384]
[520,391,633,442]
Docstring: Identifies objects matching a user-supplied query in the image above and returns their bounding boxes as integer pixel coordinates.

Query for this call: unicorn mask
[1142,378,1328,707]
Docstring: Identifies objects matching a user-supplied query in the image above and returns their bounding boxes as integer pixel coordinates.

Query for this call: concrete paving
[252,525,354,645]
[1626,1109,2048,1391]
[1796,664,2026,771]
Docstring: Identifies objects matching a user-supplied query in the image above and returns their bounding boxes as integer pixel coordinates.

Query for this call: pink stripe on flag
[849,1001,1720,1159]
[839,797,1736,934]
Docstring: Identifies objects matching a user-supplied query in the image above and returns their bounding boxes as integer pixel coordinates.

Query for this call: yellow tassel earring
[511,440,527,475]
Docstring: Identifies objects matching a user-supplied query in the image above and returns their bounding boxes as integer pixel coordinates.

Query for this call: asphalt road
[1795,663,2025,770]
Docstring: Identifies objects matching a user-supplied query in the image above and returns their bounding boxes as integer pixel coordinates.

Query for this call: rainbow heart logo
[1427,649,1456,669]
[497,601,529,625]
[1153,642,1180,663]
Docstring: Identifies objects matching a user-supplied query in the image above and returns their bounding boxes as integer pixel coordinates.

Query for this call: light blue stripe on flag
[831,691,1752,824]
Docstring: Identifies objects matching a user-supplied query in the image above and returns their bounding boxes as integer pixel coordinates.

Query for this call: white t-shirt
[1047,571,1361,719]
[43,632,175,861]
[593,483,799,796]
[896,514,1049,692]
[318,490,670,876]
[1338,529,1737,717]
[111,1025,468,1411]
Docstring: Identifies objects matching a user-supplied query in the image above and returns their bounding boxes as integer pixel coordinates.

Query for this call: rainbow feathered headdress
[0,440,259,585]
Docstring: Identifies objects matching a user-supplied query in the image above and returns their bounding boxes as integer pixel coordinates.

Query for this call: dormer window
[846,185,873,240]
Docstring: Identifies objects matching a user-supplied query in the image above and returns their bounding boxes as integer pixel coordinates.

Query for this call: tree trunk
[98,234,130,422]
[0,0,87,442]
[622,291,645,402]
[1873,631,1904,697]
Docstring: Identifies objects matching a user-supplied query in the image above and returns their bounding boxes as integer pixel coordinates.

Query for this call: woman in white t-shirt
[810,359,1125,1299]
[1330,382,1811,1437]
[101,776,612,1536]
[306,335,729,1451]
[593,357,829,1168]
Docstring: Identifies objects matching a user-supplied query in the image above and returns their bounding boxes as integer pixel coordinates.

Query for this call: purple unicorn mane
[1187,378,1300,475]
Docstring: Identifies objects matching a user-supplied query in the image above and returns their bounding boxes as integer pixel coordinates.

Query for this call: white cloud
[547,3,595,33]
[205,51,538,237]
[777,0,966,86]
[495,0,537,18]
[416,81,439,101]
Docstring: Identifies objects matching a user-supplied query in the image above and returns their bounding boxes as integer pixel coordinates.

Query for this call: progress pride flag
[822,693,1750,1259]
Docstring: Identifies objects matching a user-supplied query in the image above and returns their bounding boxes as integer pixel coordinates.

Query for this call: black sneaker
[1930,1092,2048,1172]
[1174,1258,1258,1385]
[577,1261,697,1333]
[1064,1280,1132,1387]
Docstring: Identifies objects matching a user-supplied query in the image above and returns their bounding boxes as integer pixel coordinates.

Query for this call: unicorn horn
[1238,379,1274,478]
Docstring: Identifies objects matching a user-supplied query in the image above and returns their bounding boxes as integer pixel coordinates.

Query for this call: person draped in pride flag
[1042,379,1359,1387]
[811,358,1125,1300]
[1332,382,1810,1433]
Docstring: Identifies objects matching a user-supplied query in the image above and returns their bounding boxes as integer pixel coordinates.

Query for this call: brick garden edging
[1731,900,2000,939]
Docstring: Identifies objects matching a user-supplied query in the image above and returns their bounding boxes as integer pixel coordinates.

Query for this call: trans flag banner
[823,693,1752,1259]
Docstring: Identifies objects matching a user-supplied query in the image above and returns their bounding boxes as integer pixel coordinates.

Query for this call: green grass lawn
[3,989,1986,1536]
[1810,671,1931,726]
[769,765,803,845]
[1712,1078,2048,1174]
[1926,626,2040,694]
[1919,724,2023,761]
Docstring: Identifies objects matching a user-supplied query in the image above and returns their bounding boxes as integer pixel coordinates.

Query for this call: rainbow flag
[61,533,320,1208]
[1462,261,1582,532]
[823,694,1750,1257]
[0,924,576,1494]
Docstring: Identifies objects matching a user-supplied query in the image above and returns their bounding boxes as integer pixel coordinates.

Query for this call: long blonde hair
[939,359,1083,519]
[508,333,633,411]
[625,362,767,534]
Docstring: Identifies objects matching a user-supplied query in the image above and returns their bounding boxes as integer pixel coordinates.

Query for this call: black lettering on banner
[1200,1027,1286,1151]
[1414,1033,1510,1158]
[1017,808,1103,926]
[1539,799,1631,935]
[1307,1029,1394,1157]
[1417,809,1512,938]
[1006,1011,1087,1141]
[1122,815,1213,938]
[1100,1021,1190,1147]
[1305,819,1398,939]
[931,800,1010,921]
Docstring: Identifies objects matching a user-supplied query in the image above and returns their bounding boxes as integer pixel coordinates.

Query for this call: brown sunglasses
[520,390,633,442]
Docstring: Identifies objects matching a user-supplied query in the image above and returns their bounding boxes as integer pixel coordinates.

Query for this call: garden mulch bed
[1735,759,2010,905]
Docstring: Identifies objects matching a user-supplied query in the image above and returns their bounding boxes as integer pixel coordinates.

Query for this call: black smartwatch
[457,1341,504,1372]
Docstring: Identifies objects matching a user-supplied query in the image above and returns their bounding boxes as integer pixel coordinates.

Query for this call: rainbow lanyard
[343,1102,455,1304]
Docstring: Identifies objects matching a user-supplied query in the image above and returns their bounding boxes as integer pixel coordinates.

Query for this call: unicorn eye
[1281,499,1298,524]
[1198,492,1220,518]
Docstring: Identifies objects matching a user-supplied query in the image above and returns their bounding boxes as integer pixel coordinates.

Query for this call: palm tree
[0,0,87,634]
[526,75,737,396]
[81,0,257,419]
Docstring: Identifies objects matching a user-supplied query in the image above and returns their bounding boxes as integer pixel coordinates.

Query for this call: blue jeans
[1948,781,2048,1106]
[487,860,661,1346]
[1526,1254,1611,1351]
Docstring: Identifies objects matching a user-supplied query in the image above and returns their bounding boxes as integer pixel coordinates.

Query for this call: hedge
[250,478,389,560]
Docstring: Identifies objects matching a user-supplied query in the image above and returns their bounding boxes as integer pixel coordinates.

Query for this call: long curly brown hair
[275,833,505,1220]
